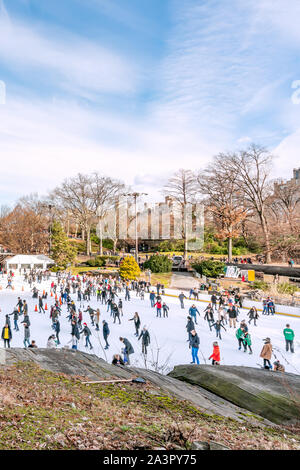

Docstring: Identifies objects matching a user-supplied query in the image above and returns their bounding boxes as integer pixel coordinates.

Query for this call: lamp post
[123,192,148,263]
[48,204,54,256]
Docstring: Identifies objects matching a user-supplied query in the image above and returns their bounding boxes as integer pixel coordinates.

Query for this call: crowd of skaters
[0,269,297,373]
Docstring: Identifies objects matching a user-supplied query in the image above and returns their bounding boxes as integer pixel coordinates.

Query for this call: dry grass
[0,362,299,450]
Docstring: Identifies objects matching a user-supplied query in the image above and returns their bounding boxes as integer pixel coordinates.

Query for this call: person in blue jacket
[189,305,200,324]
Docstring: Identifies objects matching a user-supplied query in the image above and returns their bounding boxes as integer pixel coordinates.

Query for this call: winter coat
[189,334,200,349]
[138,330,150,346]
[2,325,12,340]
[236,328,244,340]
[260,343,272,360]
[123,338,134,355]
[243,333,252,346]
[209,345,220,362]
[283,328,294,341]
[71,323,80,340]
[189,306,200,317]
[103,322,110,337]
[186,318,195,333]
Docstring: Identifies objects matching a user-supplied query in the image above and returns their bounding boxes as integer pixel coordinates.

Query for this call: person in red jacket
[154,300,162,318]
[209,341,220,365]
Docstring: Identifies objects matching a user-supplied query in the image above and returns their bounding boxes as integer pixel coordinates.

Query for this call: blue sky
[0,0,300,205]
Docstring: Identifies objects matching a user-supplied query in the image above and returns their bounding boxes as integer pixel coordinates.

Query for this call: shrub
[277,282,299,295]
[143,254,173,273]
[119,256,141,280]
[252,280,270,291]
[192,259,226,278]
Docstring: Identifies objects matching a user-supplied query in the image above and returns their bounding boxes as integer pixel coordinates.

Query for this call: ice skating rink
[0,274,299,374]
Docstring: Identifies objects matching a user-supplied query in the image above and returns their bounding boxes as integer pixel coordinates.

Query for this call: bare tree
[90,172,125,254]
[51,174,94,256]
[226,145,274,263]
[163,169,199,258]
[198,154,249,262]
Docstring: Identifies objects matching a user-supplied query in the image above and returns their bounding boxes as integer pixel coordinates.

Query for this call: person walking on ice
[81,323,93,350]
[189,304,200,325]
[211,320,226,340]
[1,323,12,348]
[283,324,295,353]
[119,337,134,365]
[260,337,273,369]
[102,320,110,350]
[178,292,187,309]
[189,330,200,364]
[242,331,252,354]
[209,342,220,365]
[138,326,151,355]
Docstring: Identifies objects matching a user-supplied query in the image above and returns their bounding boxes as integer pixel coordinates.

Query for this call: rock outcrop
[2,348,298,426]
[168,364,300,425]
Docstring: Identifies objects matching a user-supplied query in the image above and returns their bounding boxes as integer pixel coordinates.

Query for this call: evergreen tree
[51,220,78,269]
[119,256,140,280]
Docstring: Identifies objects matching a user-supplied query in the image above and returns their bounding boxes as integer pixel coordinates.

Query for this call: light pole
[123,192,148,263]
[48,204,54,256]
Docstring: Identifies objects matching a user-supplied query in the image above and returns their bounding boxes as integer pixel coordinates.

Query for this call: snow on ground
[0,274,300,375]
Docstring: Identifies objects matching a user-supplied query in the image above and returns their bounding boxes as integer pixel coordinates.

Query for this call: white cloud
[0,2,138,97]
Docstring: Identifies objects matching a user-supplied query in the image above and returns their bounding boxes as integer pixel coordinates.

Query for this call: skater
[178,292,186,309]
[149,291,156,307]
[129,312,141,336]
[81,323,93,350]
[119,337,134,365]
[112,302,121,324]
[283,324,294,353]
[71,320,80,350]
[102,320,110,349]
[186,316,195,343]
[211,320,226,340]
[125,285,131,301]
[189,330,200,365]
[9,307,19,331]
[242,331,252,354]
[204,304,214,331]
[154,300,162,318]
[189,304,200,325]
[95,308,100,331]
[1,323,12,348]
[162,302,169,318]
[260,338,273,369]
[247,307,259,326]
[228,305,237,328]
[138,326,151,355]
[23,322,31,348]
[236,326,245,350]
[53,319,61,345]
[209,341,220,365]
[38,296,45,313]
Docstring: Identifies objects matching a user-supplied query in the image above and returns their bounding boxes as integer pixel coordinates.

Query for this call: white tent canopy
[5,254,55,271]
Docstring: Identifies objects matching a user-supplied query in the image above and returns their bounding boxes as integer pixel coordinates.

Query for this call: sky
[0,0,300,206]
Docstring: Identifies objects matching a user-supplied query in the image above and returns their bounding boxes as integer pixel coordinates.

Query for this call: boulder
[168,365,300,425]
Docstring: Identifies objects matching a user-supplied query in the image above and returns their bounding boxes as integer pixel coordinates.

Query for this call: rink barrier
[159,292,300,319]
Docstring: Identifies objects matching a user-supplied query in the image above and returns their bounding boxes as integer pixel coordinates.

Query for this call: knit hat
[83,322,87,326]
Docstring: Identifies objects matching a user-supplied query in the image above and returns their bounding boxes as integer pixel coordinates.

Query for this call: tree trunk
[98,217,103,255]
[228,236,232,263]
[86,226,91,256]
[261,214,271,264]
